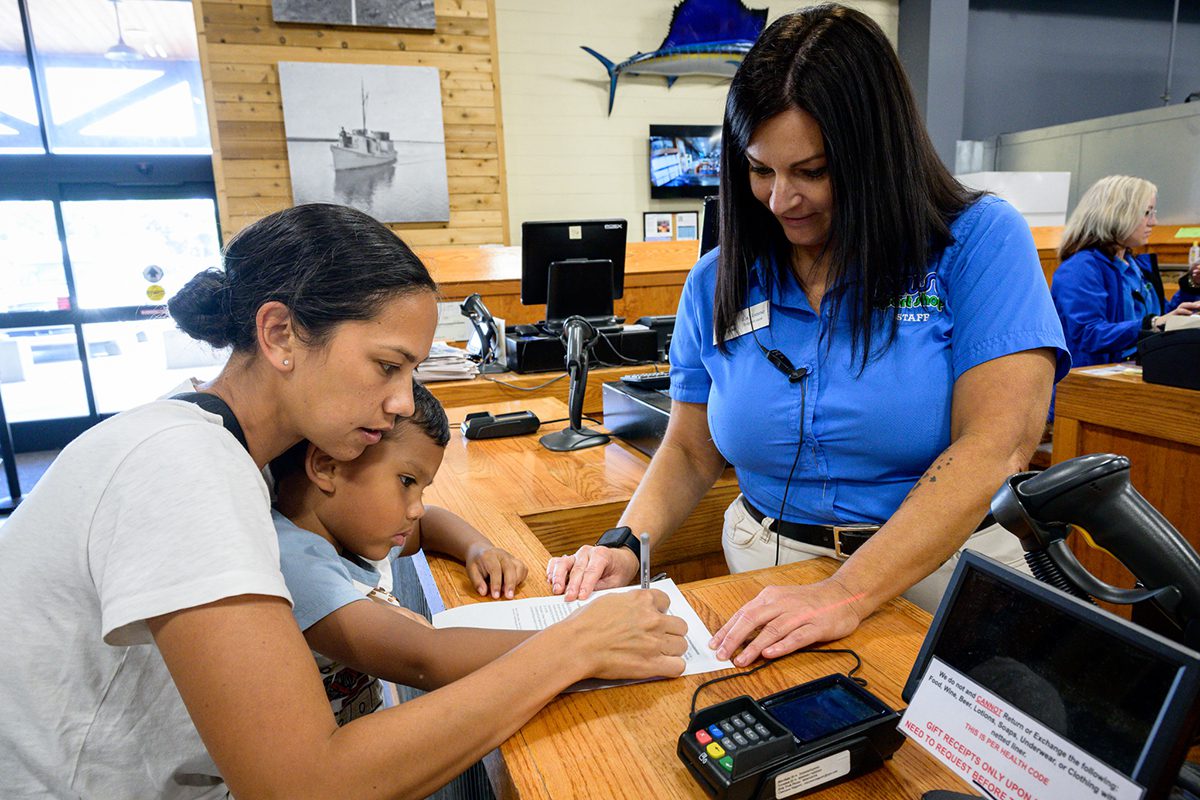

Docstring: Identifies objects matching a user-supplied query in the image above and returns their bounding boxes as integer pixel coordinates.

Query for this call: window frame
[0,0,218,503]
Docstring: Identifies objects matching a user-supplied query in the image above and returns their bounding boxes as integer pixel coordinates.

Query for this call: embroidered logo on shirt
[890,271,945,322]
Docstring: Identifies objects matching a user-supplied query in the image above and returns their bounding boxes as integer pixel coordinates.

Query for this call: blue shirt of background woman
[1051,249,1163,367]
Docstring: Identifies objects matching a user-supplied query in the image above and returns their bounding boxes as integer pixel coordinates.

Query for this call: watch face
[597,526,639,558]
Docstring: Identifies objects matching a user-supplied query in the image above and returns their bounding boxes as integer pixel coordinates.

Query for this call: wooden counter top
[416,240,699,287]
[424,364,668,418]
[413,239,700,326]
[421,398,963,799]
[1031,224,1198,286]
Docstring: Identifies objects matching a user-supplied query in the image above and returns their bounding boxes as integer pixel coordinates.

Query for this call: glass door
[0,0,220,511]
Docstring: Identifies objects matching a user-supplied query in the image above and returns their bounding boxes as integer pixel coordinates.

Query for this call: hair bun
[168,268,234,348]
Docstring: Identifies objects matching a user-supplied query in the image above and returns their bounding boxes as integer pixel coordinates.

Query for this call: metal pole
[1162,0,1180,105]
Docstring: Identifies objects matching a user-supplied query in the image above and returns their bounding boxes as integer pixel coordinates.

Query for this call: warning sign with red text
[900,657,1143,800]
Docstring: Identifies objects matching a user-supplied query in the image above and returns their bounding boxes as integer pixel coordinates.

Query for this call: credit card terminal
[677,674,904,800]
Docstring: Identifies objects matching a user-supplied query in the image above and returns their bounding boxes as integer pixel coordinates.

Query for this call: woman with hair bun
[1052,175,1200,367]
[549,3,1069,666]
[0,203,686,799]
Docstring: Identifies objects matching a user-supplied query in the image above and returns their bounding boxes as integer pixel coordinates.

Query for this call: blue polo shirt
[669,196,1069,526]
[1051,249,1163,367]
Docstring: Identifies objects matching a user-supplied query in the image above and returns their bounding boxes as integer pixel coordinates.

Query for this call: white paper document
[432,578,732,687]
[900,657,1143,800]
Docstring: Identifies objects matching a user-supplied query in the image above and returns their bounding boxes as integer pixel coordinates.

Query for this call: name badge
[716,300,771,345]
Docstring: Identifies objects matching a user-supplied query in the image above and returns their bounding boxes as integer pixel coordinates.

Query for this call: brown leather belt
[742,497,997,558]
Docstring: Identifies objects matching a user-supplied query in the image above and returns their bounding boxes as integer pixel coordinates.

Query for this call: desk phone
[677,674,904,800]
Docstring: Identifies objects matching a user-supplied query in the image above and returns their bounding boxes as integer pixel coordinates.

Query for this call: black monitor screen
[650,125,721,199]
[906,554,1200,788]
[520,219,626,307]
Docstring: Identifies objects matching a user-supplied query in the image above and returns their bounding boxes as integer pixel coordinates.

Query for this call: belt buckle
[831,525,879,559]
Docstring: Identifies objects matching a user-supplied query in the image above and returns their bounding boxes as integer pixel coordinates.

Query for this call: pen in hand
[640,532,651,590]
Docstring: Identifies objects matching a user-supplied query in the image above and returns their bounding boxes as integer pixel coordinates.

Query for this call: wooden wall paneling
[195,0,509,247]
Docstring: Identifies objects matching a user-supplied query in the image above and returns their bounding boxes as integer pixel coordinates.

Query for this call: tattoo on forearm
[901,455,953,505]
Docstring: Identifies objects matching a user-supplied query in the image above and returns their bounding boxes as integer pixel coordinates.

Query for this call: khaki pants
[721,494,1031,613]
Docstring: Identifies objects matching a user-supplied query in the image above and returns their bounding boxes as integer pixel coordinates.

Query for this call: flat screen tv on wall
[649,124,721,199]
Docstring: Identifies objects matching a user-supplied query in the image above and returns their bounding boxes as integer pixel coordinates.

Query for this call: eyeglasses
[1144,207,1158,220]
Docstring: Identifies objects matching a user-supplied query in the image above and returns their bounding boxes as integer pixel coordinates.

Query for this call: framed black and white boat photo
[271,0,436,31]
[278,61,450,224]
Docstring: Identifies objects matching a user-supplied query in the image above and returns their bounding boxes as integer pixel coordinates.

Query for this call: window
[0,200,68,312]
[25,0,210,154]
[62,197,220,308]
[0,0,218,506]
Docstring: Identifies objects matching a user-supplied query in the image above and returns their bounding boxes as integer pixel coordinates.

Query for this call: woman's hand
[1152,300,1200,328]
[560,588,688,680]
[546,544,639,601]
[708,578,864,667]
[465,543,528,599]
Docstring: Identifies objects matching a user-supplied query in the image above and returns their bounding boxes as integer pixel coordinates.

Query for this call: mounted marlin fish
[581,0,768,115]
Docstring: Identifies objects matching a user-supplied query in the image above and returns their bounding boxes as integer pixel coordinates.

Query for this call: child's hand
[465,544,528,599]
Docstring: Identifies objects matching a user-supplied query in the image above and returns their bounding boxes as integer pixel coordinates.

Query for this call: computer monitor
[649,124,721,200]
[905,552,1200,799]
[520,220,627,318]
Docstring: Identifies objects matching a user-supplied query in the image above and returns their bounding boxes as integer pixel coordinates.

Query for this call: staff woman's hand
[546,544,640,601]
[708,578,864,667]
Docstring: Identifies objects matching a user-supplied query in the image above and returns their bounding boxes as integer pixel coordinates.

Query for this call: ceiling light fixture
[104,0,143,62]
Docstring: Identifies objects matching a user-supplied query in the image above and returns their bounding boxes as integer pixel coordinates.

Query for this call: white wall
[494,0,899,244]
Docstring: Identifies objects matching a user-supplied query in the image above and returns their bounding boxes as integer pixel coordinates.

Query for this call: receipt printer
[1139,329,1200,391]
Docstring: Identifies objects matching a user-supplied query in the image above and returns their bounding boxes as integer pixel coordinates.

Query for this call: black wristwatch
[595,525,640,560]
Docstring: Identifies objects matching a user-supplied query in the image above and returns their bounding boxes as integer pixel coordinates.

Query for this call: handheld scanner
[992,453,1200,625]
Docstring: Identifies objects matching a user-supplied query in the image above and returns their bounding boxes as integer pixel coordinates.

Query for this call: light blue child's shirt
[273,509,402,725]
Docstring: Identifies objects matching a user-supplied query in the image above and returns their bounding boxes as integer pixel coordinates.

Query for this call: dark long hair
[169,203,437,352]
[716,3,980,364]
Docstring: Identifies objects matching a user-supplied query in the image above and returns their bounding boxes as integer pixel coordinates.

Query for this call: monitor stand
[540,426,609,451]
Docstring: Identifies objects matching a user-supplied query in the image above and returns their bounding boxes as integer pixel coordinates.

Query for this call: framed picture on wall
[644,212,674,242]
[277,61,450,224]
[272,0,436,31]
[674,211,699,241]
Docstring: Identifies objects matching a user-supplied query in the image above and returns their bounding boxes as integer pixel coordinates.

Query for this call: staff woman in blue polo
[1051,175,1200,367]
[547,4,1069,667]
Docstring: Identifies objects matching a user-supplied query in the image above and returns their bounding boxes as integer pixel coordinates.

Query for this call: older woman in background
[1052,175,1200,367]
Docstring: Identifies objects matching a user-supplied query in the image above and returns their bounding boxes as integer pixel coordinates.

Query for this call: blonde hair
[1058,175,1156,261]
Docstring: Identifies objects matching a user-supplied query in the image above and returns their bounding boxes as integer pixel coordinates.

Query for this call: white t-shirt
[0,400,291,799]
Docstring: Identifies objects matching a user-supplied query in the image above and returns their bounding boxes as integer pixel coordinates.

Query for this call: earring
[282,359,290,366]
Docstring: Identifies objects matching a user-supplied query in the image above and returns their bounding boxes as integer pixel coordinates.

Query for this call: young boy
[271,383,530,724]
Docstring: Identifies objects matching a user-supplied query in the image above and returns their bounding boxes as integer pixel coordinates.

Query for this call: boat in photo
[330,82,397,170]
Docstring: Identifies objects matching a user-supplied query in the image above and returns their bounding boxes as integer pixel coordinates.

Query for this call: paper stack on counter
[1164,314,1200,332]
[414,341,478,382]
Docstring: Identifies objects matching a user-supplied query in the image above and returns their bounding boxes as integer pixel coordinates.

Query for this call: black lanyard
[171,392,249,452]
